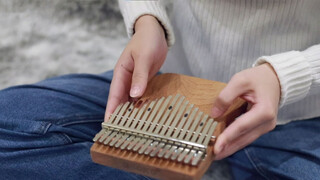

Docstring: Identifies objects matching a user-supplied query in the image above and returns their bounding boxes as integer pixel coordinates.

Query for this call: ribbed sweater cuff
[118,0,175,47]
[253,51,312,107]
[302,45,320,93]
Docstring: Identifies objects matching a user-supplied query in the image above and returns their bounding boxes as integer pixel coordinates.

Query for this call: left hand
[211,63,281,160]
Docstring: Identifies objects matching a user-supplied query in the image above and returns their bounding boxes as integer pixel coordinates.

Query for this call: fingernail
[212,107,223,118]
[130,86,141,97]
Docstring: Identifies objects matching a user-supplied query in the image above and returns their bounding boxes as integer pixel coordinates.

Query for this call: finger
[214,119,274,160]
[214,104,276,154]
[105,52,134,121]
[130,56,151,98]
[212,73,251,118]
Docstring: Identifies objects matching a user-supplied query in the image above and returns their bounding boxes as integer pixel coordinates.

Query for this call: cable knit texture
[119,0,320,124]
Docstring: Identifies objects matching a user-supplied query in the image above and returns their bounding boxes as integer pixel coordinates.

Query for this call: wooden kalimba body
[91,73,246,180]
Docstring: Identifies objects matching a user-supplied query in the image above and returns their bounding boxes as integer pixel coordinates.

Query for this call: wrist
[134,15,165,37]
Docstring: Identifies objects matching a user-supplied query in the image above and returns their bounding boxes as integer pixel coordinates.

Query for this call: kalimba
[90,73,246,180]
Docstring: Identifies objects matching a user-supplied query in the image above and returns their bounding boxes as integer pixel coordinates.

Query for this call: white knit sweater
[119,0,320,124]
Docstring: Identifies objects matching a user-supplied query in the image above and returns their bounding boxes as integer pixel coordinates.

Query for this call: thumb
[212,74,250,118]
[130,61,150,98]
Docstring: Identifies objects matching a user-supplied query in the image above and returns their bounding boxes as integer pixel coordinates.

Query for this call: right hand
[105,15,168,121]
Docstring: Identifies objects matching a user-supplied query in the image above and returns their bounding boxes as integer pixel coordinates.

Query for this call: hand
[105,15,168,121]
[212,63,281,160]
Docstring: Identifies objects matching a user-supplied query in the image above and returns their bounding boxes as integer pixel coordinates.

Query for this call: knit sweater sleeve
[253,44,320,108]
[118,0,175,47]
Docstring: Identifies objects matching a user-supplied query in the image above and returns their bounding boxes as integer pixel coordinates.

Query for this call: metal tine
[129,100,155,151]
[138,139,152,154]
[142,96,176,156]
[140,96,182,156]
[164,100,188,138]
[120,136,135,149]
[112,102,130,125]
[124,107,139,128]
[136,100,156,130]
[150,142,165,157]
[185,111,203,141]
[118,103,135,127]
[114,105,140,148]
[177,108,198,140]
[192,151,204,166]
[103,131,118,145]
[128,104,147,130]
[172,104,194,138]
[143,96,172,156]
[128,137,145,151]
[190,114,208,143]
[125,101,152,151]
[196,118,214,144]
[154,94,180,134]
[98,130,112,143]
[184,150,196,164]
[203,121,218,145]
[106,103,123,124]
[109,132,124,146]
[132,138,147,152]
[177,148,190,162]
[159,96,185,136]
[115,135,130,148]
[171,147,184,160]
[147,96,172,133]
[142,97,165,132]
[158,144,171,158]
[139,95,178,156]
[144,141,158,155]
[108,104,135,146]
[93,129,106,142]
[164,145,177,159]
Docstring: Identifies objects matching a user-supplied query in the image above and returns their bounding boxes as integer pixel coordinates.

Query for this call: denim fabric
[0,71,150,180]
[228,117,320,180]
[0,70,319,180]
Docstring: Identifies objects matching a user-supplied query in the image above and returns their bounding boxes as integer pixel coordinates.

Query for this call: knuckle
[133,51,153,62]
[255,105,277,128]
[133,71,148,81]
[216,93,230,108]
[219,134,230,145]
[267,119,277,131]
[235,124,247,136]
[264,109,277,121]
[258,102,277,121]
[232,72,250,88]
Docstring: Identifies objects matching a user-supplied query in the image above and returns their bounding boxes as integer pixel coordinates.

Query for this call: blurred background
[0,0,126,89]
[0,0,231,179]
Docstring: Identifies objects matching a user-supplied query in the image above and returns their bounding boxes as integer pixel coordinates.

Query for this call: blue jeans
[0,71,319,180]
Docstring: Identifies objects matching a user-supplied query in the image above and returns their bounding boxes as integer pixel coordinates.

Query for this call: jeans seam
[40,122,52,135]
[41,114,104,126]
[244,148,271,180]
[60,132,73,143]
[43,122,73,144]
[60,119,103,127]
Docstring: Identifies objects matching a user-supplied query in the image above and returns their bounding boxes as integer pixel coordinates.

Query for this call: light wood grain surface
[91,73,246,180]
